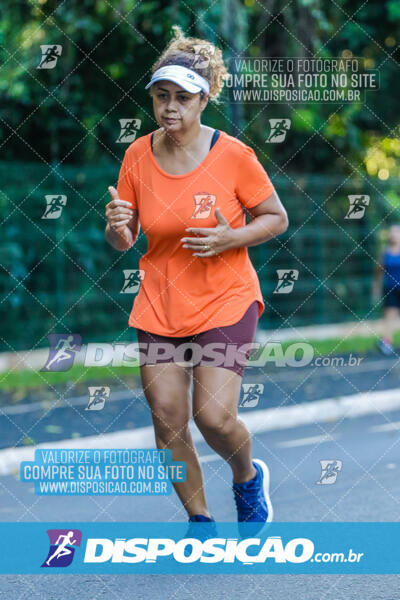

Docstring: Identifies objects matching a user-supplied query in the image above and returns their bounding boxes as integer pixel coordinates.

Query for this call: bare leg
[382,307,400,344]
[192,366,256,484]
[140,362,211,517]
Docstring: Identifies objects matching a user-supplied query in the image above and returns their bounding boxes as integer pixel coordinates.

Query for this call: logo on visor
[186,73,195,79]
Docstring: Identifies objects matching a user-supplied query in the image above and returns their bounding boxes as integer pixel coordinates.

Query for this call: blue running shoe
[188,514,216,524]
[377,338,397,357]
[184,515,217,556]
[233,458,273,536]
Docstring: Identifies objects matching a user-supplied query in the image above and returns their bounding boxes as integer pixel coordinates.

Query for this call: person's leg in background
[378,289,400,355]
[382,306,400,344]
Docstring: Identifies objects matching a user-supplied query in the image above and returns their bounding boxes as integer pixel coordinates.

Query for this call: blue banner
[0,522,399,574]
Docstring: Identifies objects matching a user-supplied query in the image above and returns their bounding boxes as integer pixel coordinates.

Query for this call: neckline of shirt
[147,129,224,179]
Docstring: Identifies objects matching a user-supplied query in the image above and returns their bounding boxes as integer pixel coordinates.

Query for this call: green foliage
[0,0,399,172]
[387,0,400,21]
[1,162,397,350]
[1,0,400,351]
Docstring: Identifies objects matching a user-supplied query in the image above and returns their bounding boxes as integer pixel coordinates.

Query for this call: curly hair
[148,24,230,105]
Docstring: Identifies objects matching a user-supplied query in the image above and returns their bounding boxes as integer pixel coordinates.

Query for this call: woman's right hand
[105,186,134,232]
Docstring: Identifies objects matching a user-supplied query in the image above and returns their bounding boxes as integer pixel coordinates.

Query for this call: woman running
[374,224,400,356]
[105,25,288,533]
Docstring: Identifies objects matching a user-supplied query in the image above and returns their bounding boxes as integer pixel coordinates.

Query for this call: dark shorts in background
[135,301,259,377]
[383,286,400,309]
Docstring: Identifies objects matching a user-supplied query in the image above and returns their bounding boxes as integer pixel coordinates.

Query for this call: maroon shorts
[135,301,259,377]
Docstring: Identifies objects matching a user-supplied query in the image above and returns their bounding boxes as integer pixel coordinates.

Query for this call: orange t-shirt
[116,129,275,336]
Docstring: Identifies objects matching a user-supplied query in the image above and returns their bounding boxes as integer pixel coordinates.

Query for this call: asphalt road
[1,351,400,450]
[1,405,400,598]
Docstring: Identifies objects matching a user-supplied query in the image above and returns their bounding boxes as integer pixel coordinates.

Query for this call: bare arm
[373,254,384,276]
[105,186,139,251]
[181,189,288,257]
[372,251,385,297]
[231,189,289,248]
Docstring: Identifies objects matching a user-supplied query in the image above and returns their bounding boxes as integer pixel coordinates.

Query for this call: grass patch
[0,364,140,392]
[294,333,395,356]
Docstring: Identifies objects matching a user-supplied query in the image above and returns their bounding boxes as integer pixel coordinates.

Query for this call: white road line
[369,421,400,432]
[0,389,141,415]
[199,454,223,463]
[276,434,338,448]
[0,387,400,476]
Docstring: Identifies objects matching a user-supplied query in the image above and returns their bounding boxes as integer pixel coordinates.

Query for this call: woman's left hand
[181,208,235,257]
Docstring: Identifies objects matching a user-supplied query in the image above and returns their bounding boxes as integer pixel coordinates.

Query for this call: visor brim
[145,76,203,94]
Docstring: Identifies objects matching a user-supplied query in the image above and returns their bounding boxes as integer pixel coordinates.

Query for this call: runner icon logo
[345,195,370,219]
[239,383,264,408]
[42,195,67,219]
[37,45,62,69]
[273,269,299,294]
[120,269,145,294]
[41,529,82,568]
[41,334,82,372]
[191,193,216,219]
[116,119,142,143]
[266,119,291,143]
[86,386,110,411]
[316,460,343,485]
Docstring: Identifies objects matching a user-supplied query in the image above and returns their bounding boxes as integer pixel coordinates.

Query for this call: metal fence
[1,161,399,351]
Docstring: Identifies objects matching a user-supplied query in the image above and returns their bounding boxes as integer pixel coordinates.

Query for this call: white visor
[145,65,210,94]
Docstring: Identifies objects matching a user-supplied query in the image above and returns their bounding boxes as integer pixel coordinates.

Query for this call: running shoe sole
[253,458,274,523]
